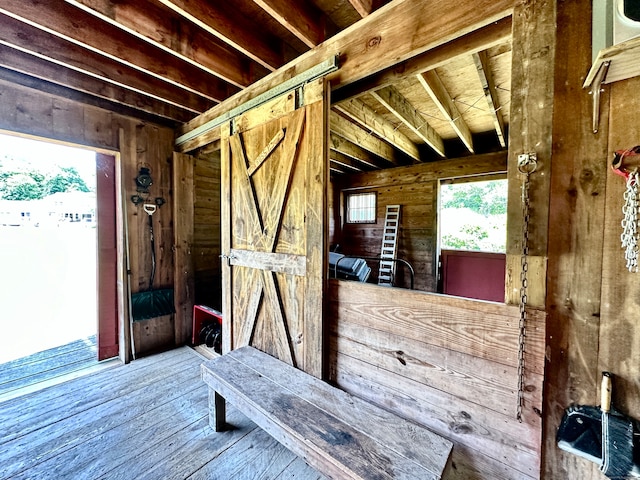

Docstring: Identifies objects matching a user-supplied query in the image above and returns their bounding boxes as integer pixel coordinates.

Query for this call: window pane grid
[346,193,376,223]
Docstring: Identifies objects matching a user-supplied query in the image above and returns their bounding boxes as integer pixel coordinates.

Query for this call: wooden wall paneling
[327,279,546,479]
[599,77,640,417]
[130,124,176,355]
[329,280,545,375]
[542,1,610,479]
[172,151,195,346]
[330,354,539,480]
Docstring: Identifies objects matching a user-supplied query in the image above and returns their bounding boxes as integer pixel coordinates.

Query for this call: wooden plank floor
[0,346,326,480]
[0,335,103,400]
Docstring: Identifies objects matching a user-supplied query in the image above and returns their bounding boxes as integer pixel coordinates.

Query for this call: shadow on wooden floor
[0,346,325,480]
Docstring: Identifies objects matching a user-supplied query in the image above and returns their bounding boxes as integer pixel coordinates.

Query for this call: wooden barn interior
[1,0,640,478]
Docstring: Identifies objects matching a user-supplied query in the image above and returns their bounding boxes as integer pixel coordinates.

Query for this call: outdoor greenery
[440,179,507,253]
[0,157,91,201]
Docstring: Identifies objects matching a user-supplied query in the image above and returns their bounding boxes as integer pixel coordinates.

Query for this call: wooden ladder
[378,204,401,286]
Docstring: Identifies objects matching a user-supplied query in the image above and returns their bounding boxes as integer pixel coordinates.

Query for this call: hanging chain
[621,171,639,273]
[516,154,536,422]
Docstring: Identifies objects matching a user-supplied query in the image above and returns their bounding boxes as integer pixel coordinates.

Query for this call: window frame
[345,191,377,224]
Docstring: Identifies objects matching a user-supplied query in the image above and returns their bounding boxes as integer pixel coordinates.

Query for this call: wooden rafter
[0,13,212,114]
[332,16,512,103]
[329,133,389,170]
[330,110,403,165]
[417,70,474,153]
[157,0,284,71]
[371,85,445,157]
[179,0,515,150]
[251,0,326,48]
[473,50,507,147]
[329,150,365,172]
[347,0,379,17]
[0,0,238,102]
[0,59,190,124]
[334,98,421,162]
[66,0,264,88]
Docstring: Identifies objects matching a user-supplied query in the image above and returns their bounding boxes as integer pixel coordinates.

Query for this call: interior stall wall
[597,75,640,459]
[336,152,507,291]
[328,279,546,480]
[192,146,222,310]
[0,79,177,356]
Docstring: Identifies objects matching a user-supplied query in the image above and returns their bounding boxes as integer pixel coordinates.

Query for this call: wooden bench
[201,346,453,480]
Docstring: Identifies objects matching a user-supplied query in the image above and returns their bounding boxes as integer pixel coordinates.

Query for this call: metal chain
[621,171,639,272]
[516,154,536,422]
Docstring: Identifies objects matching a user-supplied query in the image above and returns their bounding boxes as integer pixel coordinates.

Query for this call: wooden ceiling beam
[0,13,213,114]
[330,110,403,165]
[332,16,512,103]
[473,50,507,147]
[417,70,474,153]
[330,150,366,172]
[65,0,264,89]
[329,163,348,175]
[329,132,388,170]
[0,0,238,102]
[334,97,421,162]
[0,62,189,125]
[157,0,284,71]
[347,0,381,17]
[251,0,326,48]
[179,0,514,151]
[371,85,446,157]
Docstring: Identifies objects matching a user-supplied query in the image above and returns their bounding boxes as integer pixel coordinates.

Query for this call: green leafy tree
[0,162,91,200]
[440,180,507,253]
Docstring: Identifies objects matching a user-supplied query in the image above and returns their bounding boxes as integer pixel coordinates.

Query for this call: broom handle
[602,372,612,414]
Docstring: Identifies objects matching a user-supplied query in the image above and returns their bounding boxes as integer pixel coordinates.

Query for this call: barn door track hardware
[612,146,640,272]
[557,372,640,478]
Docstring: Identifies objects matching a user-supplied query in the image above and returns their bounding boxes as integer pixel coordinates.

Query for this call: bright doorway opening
[0,133,100,393]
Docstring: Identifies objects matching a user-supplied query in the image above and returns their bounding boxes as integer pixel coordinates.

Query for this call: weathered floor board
[0,335,100,398]
[0,347,324,480]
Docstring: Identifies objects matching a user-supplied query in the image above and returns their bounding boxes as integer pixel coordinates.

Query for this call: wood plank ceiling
[0,0,512,173]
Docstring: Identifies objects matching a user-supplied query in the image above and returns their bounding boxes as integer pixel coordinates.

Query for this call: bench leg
[208,389,227,432]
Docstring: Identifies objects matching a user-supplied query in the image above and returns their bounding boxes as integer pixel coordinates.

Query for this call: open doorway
[0,133,116,396]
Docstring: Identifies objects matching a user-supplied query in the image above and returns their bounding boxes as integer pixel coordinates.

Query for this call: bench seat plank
[201,346,452,480]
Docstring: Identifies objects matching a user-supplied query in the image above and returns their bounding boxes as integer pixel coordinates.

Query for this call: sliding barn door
[221,79,328,378]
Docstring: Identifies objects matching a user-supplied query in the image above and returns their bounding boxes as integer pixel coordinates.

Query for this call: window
[439,178,507,253]
[346,192,376,224]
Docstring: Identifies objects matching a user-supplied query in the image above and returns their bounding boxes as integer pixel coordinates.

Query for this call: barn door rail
[175,56,339,148]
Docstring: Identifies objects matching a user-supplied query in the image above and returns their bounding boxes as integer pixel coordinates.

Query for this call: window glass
[346,192,376,224]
